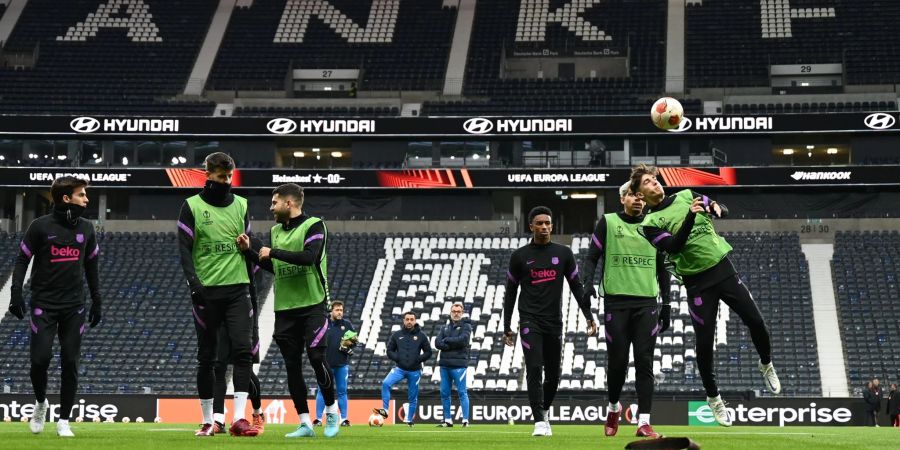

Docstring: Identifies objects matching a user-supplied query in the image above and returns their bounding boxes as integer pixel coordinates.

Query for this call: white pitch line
[686,431,839,436]
[148,428,195,432]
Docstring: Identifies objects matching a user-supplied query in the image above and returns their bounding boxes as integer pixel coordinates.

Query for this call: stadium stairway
[802,243,850,397]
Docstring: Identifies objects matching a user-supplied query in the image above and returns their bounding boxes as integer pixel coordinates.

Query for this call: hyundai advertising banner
[0,113,899,137]
[0,166,897,189]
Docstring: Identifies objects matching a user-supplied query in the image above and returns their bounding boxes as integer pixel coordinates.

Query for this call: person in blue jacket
[313,301,356,427]
[373,311,433,426]
[435,302,472,428]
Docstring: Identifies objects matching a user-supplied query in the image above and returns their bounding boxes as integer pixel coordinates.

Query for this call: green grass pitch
[1,423,897,450]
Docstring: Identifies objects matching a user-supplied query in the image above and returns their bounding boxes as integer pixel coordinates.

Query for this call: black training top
[12,206,101,310]
[503,240,591,334]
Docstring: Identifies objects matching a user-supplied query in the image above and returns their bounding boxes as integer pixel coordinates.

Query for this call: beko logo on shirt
[530,269,557,282]
[464,118,572,134]
[790,171,851,181]
[69,117,179,133]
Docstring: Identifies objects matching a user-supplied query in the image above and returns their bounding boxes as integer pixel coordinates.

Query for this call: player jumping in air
[630,164,781,427]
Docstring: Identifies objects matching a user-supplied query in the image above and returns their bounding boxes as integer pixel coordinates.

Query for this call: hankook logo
[667,117,693,133]
[464,118,494,134]
[267,118,298,134]
[864,113,896,130]
[70,117,101,133]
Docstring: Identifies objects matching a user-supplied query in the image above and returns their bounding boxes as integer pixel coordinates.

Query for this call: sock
[200,399,214,425]
[638,414,650,427]
[253,408,263,415]
[608,402,621,413]
[300,413,312,428]
[760,357,772,366]
[232,392,248,422]
[213,413,225,424]
[325,402,339,415]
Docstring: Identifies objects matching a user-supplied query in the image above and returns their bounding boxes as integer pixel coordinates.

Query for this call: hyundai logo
[70,117,101,133]
[864,113,896,130]
[464,117,494,134]
[667,117,693,133]
[267,118,297,134]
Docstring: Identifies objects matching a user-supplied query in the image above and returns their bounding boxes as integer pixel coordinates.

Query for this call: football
[369,413,385,427]
[75,416,84,423]
[651,97,685,130]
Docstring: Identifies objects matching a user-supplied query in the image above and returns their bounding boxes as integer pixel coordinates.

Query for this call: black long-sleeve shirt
[177,187,254,300]
[582,212,671,309]
[641,190,735,294]
[11,207,101,310]
[503,240,591,334]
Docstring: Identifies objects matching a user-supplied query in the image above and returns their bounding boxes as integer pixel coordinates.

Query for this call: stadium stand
[207,0,456,92]
[687,0,900,87]
[0,230,821,395]
[233,105,400,117]
[724,101,898,115]
[0,0,216,115]
[832,230,900,394]
[421,0,682,116]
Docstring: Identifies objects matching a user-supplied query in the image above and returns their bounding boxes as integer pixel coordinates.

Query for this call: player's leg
[213,326,229,431]
[55,306,86,436]
[688,289,730,426]
[380,367,405,416]
[315,387,326,423]
[193,294,224,433]
[453,367,470,425]
[248,315,265,432]
[276,313,315,437]
[223,291,254,432]
[719,275,778,394]
[520,325,547,424]
[631,306,660,437]
[333,365,349,423]
[28,307,56,433]
[439,367,453,425]
[603,308,631,436]
[305,313,339,436]
[404,369,421,425]
[541,332,562,414]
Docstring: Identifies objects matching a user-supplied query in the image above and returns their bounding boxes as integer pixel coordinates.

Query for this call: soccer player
[9,176,102,438]
[435,302,472,428]
[503,206,597,437]
[373,311,433,426]
[213,237,265,435]
[177,152,257,437]
[582,182,672,438]
[630,164,781,427]
[313,300,357,427]
[237,183,341,438]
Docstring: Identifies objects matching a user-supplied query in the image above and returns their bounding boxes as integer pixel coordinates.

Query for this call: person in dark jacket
[374,311,432,426]
[314,301,356,427]
[435,303,472,427]
[873,378,884,426]
[864,381,879,426]
[887,383,899,427]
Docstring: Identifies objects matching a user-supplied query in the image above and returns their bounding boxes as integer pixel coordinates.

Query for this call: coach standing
[435,302,472,427]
